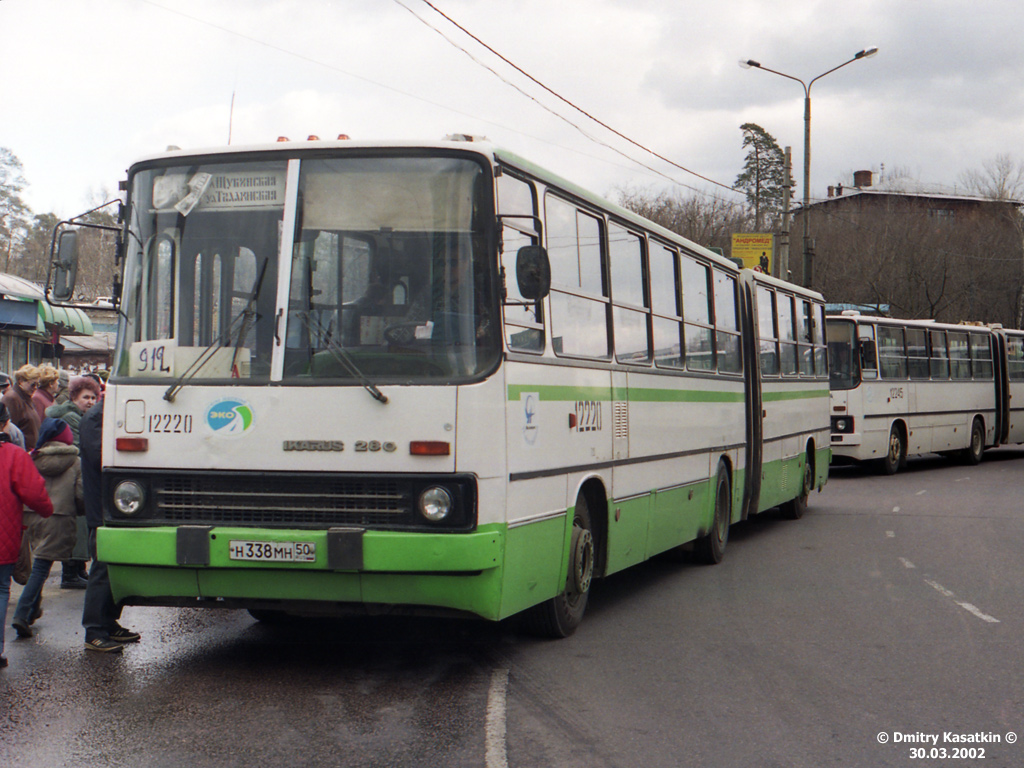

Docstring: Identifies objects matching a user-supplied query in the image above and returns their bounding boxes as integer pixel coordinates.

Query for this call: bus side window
[970,332,993,380]
[858,324,878,378]
[777,294,797,375]
[546,195,609,358]
[681,257,714,371]
[757,286,779,375]
[906,327,929,380]
[948,331,970,379]
[878,325,907,379]
[929,330,949,379]
[1009,337,1024,380]
[798,300,814,376]
[498,173,544,353]
[609,222,650,365]
[713,270,741,373]
[650,243,683,369]
[813,303,827,375]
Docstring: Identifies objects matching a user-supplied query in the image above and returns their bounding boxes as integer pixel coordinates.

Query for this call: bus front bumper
[99,525,505,620]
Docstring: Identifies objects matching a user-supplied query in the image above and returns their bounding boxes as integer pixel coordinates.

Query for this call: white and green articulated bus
[827,311,1024,474]
[55,136,829,637]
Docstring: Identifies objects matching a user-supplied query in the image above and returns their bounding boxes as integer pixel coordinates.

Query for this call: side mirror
[859,339,877,370]
[52,230,80,302]
[515,245,551,301]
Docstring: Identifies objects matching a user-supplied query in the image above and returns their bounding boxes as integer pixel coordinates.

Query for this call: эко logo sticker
[206,399,254,436]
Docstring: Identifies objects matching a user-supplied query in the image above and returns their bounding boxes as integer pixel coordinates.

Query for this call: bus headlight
[113,480,146,516]
[418,486,452,522]
[831,416,854,434]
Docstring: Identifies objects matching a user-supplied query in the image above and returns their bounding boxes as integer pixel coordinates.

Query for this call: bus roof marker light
[410,441,450,456]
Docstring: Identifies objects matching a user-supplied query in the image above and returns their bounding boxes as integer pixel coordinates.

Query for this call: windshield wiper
[300,311,389,404]
[163,260,267,402]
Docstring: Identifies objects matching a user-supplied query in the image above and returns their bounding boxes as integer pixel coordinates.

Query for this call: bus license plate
[228,540,316,563]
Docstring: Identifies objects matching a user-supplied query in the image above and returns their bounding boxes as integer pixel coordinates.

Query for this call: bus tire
[695,463,730,565]
[524,494,595,638]
[961,418,985,465]
[780,453,812,520]
[879,425,905,475]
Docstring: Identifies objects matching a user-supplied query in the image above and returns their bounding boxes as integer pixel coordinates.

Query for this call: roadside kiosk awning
[36,301,93,336]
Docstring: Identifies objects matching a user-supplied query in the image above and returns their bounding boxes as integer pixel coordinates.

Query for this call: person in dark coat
[80,399,140,652]
[1,364,41,450]
[0,403,53,668]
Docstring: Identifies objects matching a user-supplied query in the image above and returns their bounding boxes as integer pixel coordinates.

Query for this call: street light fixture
[739,47,879,287]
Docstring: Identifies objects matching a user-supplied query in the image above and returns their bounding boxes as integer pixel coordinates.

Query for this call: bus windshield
[116,154,500,385]
[827,319,860,390]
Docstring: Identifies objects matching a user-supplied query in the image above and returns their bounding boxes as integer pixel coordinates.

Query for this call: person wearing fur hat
[0,404,53,668]
[10,418,83,639]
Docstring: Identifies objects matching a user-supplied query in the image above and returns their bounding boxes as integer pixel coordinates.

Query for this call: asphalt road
[2,448,1022,767]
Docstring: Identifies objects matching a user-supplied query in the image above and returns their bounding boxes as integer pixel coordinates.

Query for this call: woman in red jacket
[0,403,53,669]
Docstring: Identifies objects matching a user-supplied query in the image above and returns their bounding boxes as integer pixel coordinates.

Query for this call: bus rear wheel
[961,418,985,465]
[780,453,812,520]
[695,463,730,564]
[524,494,595,638]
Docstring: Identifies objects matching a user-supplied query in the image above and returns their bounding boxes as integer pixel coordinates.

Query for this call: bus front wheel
[524,494,595,638]
[880,425,905,475]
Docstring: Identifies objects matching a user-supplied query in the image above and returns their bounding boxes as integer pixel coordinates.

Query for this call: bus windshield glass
[827,319,860,390]
[116,154,499,384]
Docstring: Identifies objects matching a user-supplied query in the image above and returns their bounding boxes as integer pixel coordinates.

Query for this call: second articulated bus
[827,311,1024,473]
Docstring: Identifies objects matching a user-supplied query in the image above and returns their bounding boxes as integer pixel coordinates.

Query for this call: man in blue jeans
[80,399,141,653]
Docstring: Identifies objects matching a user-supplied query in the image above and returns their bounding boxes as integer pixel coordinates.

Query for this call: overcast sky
[3,0,1023,218]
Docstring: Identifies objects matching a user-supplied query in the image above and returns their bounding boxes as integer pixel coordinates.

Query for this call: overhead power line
[406,0,743,197]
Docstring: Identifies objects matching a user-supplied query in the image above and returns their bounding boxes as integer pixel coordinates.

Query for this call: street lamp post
[740,47,878,288]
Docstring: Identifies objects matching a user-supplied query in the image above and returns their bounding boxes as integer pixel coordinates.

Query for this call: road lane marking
[899,558,916,569]
[485,668,510,768]
[886,531,896,538]
[924,579,1000,623]
[915,490,927,496]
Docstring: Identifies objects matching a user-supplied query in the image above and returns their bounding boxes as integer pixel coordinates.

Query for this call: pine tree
[734,124,793,231]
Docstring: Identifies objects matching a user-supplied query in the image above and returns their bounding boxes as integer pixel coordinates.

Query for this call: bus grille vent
[613,401,629,439]
[141,472,476,531]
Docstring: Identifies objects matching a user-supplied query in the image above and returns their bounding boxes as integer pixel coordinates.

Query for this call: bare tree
[959,154,1024,200]
[814,198,1021,327]
[615,186,751,254]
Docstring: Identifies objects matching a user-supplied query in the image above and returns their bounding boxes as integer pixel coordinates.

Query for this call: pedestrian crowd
[0,364,140,669]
